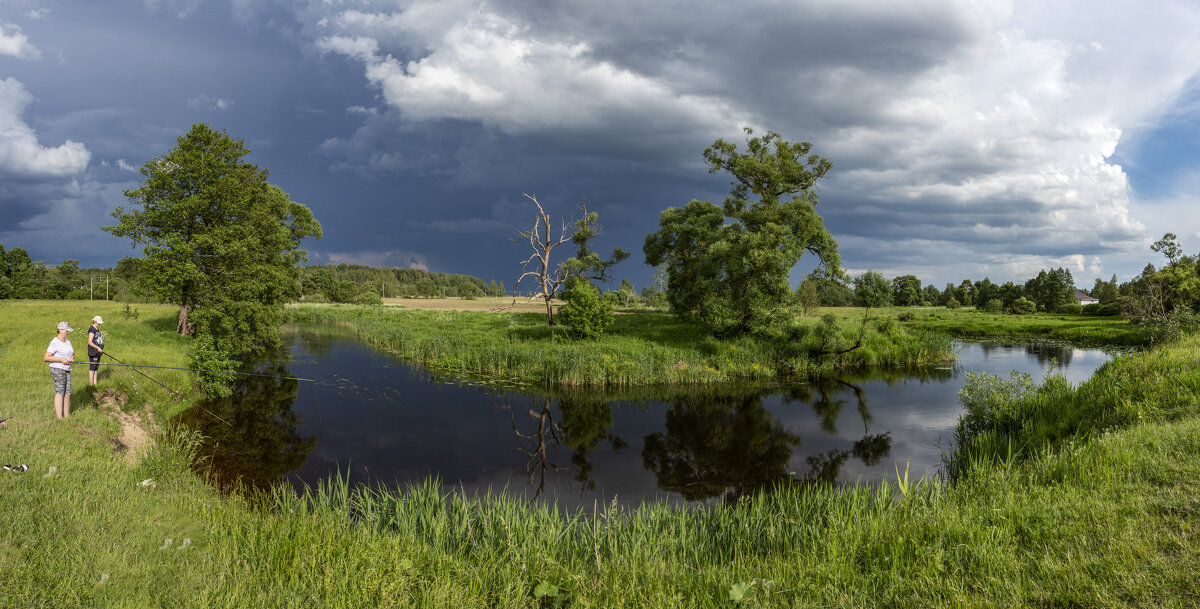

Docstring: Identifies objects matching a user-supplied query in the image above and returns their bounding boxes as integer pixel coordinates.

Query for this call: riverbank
[1,301,1197,607]
[287,303,956,388]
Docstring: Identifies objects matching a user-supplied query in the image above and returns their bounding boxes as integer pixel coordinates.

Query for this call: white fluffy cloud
[0,23,41,59]
[317,6,744,137]
[0,78,91,177]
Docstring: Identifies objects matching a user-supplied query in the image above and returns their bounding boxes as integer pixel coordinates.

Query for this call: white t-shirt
[47,337,74,371]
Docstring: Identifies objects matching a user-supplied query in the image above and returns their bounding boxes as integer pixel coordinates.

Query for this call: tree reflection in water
[977,342,1074,367]
[642,381,896,502]
[641,393,801,503]
[505,396,563,500]
[504,393,626,500]
[178,357,316,495]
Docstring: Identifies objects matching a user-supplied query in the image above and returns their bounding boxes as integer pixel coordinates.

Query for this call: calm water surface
[180,324,1114,509]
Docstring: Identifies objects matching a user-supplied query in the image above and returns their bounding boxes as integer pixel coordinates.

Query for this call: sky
[2,0,1200,291]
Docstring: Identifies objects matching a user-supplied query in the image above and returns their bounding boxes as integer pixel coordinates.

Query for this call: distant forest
[0,244,506,304]
[0,240,1147,316]
[297,264,507,303]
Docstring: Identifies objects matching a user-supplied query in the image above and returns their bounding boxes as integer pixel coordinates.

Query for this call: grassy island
[287,303,957,388]
[2,300,1197,607]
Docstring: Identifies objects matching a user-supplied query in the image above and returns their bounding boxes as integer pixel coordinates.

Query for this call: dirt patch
[95,388,156,465]
[382,296,560,314]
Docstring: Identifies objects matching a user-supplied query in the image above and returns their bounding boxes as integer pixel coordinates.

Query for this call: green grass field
[886,306,1146,345]
[1,300,1197,607]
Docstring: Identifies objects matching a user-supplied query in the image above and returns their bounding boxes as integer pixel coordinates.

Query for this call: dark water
[179,324,1114,509]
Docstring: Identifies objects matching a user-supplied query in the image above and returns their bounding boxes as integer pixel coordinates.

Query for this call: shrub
[945,298,961,309]
[874,316,897,335]
[982,298,1004,314]
[1009,297,1036,315]
[557,281,614,339]
[896,311,915,322]
[1056,303,1083,315]
[352,287,383,306]
[458,283,482,300]
[1082,302,1122,316]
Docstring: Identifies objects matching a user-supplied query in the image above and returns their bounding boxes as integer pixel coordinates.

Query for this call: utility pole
[106,275,109,300]
[90,276,94,300]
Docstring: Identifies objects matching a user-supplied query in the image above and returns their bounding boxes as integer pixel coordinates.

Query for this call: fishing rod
[91,351,242,426]
[69,360,314,382]
[100,352,237,427]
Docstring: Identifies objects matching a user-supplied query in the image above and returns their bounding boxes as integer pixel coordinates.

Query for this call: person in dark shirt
[87,315,105,386]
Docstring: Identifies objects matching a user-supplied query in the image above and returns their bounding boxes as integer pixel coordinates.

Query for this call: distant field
[382,295,559,314]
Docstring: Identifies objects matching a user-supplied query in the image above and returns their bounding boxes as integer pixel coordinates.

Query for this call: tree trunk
[177,304,195,336]
[544,295,555,325]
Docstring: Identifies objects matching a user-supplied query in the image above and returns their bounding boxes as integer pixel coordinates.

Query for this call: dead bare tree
[513,193,574,325]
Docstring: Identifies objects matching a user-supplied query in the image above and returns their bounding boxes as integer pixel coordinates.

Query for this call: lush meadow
[1,301,1197,607]
[888,306,1147,345]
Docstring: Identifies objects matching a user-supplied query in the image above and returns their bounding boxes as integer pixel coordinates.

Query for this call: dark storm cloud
[3,0,1200,288]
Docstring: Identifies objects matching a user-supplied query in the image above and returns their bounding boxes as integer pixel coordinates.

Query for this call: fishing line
[73,351,242,427]
[71,359,314,382]
[81,352,184,398]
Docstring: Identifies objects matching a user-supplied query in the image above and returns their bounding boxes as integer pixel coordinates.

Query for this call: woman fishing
[87,315,105,386]
[44,321,75,420]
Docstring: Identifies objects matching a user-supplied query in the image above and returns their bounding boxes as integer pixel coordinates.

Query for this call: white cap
[56,321,73,332]
[93,316,104,324]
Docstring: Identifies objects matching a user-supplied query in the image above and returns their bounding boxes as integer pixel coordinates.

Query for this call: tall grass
[947,331,1200,479]
[287,304,955,389]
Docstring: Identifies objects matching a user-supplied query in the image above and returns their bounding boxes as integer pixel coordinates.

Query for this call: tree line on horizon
[799,266,1120,316]
[0,246,508,306]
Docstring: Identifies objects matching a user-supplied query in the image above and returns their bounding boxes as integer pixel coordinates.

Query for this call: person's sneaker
[2,465,10,471]
[14,464,28,472]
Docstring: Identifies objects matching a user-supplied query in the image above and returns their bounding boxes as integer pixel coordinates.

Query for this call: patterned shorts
[51,368,72,395]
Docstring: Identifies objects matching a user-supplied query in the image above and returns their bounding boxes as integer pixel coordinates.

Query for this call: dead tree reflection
[505,396,563,501]
[504,394,623,502]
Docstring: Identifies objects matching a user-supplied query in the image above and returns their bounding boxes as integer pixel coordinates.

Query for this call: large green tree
[1024,267,1074,312]
[644,129,840,335]
[854,270,892,308]
[890,274,922,306]
[105,123,321,361]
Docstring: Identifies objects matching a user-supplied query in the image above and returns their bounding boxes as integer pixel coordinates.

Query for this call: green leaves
[558,280,615,339]
[533,580,567,607]
[103,123,322,368]
[645,130,840,336]
[728,581,753,603]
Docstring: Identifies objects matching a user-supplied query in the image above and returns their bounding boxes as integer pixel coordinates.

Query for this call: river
[179,323,1115,509]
